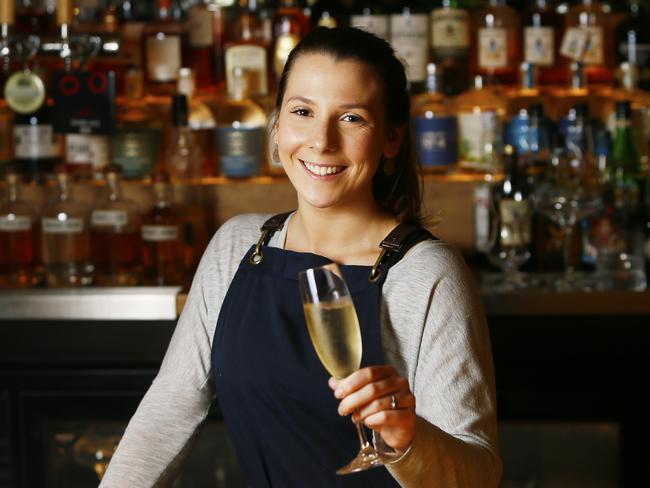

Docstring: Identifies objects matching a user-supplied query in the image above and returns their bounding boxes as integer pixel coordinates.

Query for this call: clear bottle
[90,165,142,286]
[454,75,506,174]
[411,63,457,173]
[112,67,161,179]
[141,171,184,286]
[166,94,202,180]
[349,0,389,41]
[0,172,38,287]
[429,0,471,96]
[615,0,650,91]
[187,0,217,92]
[389,0,429,93]
[215,67,267,177]
[40,170,92,287]
[523,0,564,86]
[143,0,185,97]
[474,0,521,87]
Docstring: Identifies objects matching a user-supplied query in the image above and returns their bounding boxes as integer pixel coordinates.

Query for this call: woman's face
[275,53,402,212]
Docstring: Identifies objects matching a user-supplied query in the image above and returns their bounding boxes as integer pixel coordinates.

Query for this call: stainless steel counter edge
[0,287,183,321]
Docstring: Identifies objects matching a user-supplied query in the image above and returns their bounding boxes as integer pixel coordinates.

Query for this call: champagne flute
[299,263,387,474]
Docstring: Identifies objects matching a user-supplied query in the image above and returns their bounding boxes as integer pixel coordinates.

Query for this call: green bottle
[611,100,641,212]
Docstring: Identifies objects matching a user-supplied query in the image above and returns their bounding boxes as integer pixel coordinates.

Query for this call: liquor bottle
[389,1,429,93]
[411,63,457,173]
[0,101,11,172]
[90,165,142,286]
[271,0,309,83]
[506,62,544,116]
[112,67,161,179]
[506,102,552,185]
[177,67,217,177]
[523,0,564,86]
[610,100,642,211]
[41,170,92,286]
[429,0,471,96]
[0,172,38,287]
[141,171,184,286]
[215,67,267,177]
[310,0,345,28]
[64,131,112,181]
[349,0,389,40]
[166,94,203,180]
[615,0,650,91]
[565,0,612,86]
[143,0,185,96]
[0,0,15,93]
[558,102,599,167]
[474,0,521,87]
[454,75,506,174]
[187,0,217,92]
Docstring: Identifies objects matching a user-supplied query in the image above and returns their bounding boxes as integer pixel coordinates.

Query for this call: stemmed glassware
[299,263,394,475]
[533,142,602,290]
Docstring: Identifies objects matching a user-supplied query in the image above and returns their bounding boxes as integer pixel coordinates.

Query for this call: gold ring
[390,394,397,410]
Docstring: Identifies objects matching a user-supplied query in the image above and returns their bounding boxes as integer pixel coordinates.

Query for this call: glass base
[336,446,384,475]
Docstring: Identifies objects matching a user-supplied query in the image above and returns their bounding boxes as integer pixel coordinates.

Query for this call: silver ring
[390,394,397,410]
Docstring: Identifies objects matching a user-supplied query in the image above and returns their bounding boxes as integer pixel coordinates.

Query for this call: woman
[101,27,501,487]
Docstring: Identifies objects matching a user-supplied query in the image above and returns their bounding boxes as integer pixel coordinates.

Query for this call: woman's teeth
[303,161,344,176]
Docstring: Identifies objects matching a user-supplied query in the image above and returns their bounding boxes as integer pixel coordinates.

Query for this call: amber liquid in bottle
[187,0,216,92]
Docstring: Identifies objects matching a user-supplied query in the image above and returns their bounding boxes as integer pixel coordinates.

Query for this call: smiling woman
[100,27,501,488]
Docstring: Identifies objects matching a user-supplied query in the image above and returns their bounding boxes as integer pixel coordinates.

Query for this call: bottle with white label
[40,170,92,287]
[349,1,389,41]
[454,75,506,174]
[0,172,38,287]
[91,165,142,286]
[141,172,183,286]
[389,1,429,93]
[523,0,564,86]
[474,0,520,86]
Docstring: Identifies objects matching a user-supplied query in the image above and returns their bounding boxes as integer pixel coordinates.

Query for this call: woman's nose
[309,118,336,152]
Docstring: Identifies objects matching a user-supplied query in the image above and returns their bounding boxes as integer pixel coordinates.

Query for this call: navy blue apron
[212,214,433,488]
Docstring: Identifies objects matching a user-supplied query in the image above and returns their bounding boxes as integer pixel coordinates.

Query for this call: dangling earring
[383,158,396,176]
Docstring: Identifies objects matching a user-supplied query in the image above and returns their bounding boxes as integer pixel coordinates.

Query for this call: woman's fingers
[356,389,416,421]
[329,365,397,398]
[336,375,411,416]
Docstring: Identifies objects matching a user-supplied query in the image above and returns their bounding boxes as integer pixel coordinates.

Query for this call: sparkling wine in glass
[299,263,392,474]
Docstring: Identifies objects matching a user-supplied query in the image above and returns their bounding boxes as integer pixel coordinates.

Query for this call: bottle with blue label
[215,67,267,178]
[558,102,600,166]
[506,102,552,186]
[412,63,457,173]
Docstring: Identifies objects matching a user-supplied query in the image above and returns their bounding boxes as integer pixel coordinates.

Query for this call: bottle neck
[107,174,121,201]
[153,182,172,207]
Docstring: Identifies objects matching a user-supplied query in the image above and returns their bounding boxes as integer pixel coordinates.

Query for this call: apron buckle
[250,229,271,265]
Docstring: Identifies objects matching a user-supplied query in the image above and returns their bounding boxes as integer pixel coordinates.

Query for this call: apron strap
[249,212,294,265]
[369,224,437,283]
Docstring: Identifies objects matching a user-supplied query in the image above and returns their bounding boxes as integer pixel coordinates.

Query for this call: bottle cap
[473,75,485,90]
[171,94,189,127]
[569,62,585,90]
[425,63,439,94]
[0,1,15,24]
[177,68,196,98]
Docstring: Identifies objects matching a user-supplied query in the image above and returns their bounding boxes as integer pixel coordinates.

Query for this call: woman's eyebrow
[286,96,372,112]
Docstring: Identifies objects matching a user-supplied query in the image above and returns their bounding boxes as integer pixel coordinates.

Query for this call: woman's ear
[383,126,404,159]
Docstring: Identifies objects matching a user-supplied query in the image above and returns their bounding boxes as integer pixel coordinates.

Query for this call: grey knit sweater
[100,213,501,487]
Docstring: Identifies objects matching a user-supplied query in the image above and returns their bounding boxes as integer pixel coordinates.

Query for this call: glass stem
[563,223,575,280]
[353,409,371,450]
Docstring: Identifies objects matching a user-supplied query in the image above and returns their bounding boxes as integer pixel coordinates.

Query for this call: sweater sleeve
[99,216,256,487]
[384,242,502,487]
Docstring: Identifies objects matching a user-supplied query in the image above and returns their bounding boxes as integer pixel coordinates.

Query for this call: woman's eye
[342,113,362,123]
[290,108,310,117]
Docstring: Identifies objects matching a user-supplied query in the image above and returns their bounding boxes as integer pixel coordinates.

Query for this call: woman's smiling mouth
[300,159,347,178]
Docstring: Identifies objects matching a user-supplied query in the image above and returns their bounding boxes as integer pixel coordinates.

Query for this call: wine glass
[299,263,391,475]
[533,143,602,290]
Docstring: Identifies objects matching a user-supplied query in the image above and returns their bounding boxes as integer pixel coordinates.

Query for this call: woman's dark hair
[274,26,423,225]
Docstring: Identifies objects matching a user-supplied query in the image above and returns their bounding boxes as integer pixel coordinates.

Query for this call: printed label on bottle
[91,210,128,228]
[112,129,158,179]
[4,70,46,114]
[582,26,604,65]
[560,27,590,62]
[142,225,179,242]
[274,34,300,78]
[499,200,532,247]
[0,215,32,232]
[458,111,500,172]
[14,124,62,159]
[226,45,268,97]
[479,28,508,69]
[390,14,428,82]
[350,15,389,41]
[414,116,458,167]
[188,7,214,48]
[431,9,469,54]
[217,127,264,177]
[65,134,110,169]
[42,217,84,234]
[506,114,540,155]
[524,26,554,66]
[146,35,181,81]
[474,184,491,252]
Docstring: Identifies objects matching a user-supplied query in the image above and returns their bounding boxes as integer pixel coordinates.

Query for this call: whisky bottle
[141,172,184,286]
[143,0,185,97]
[91,165,142,286]
[41,170,92,287]
[187,0,216,92]
[112,67,161,179]
[0,172,38,288]
[349,1,389,41]
[215,67,267,177]
[454,75,506,174]
[389,0,429,93]
[271,0,309,83]
[411,63,457,173]
[429,0,471,96]
[523,0,564,86]
[166,94,203,180]
[474,0,521,87]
